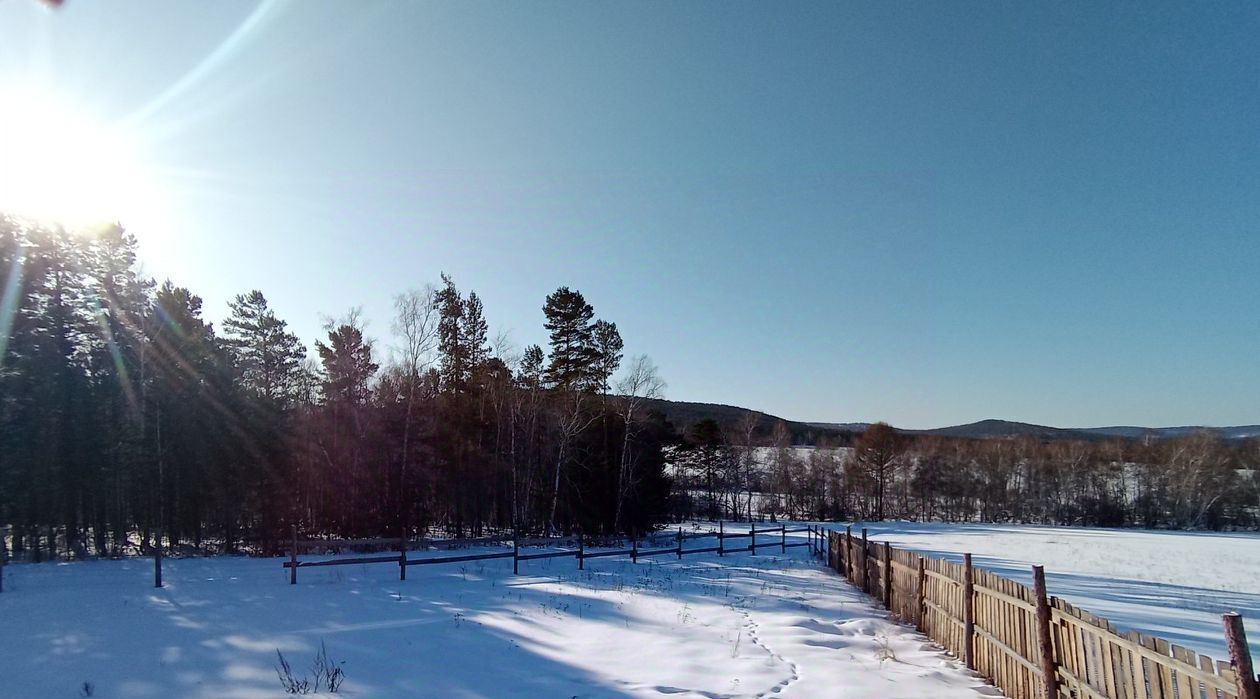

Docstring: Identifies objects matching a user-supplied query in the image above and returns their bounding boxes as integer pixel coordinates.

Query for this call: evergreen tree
[316,323,378,406]
[461,291,489,374]
[435,273,468,393]
[222,290,307,405]
[518,344,545,388]
[542,287,595,390]
[589,319,622,394]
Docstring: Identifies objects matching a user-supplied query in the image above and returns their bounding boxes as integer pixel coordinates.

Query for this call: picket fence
[824,527,1259,699]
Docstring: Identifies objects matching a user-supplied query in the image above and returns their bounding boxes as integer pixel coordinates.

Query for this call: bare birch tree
[612,354,665,530]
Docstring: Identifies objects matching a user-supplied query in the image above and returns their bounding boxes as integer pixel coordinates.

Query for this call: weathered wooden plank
[408,551,515,566]
[1033,567,1057,699]
[976,582,1040,614]
[1224,613,1260,699]
[515,549,579,561]
[634,547,681,559]
[1153,638,1177,699]
[580,548,635,560]
[286,554,403,568]
[1171,644,1200,699]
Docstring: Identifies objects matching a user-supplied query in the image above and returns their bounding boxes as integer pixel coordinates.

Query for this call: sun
[0,85,160,231]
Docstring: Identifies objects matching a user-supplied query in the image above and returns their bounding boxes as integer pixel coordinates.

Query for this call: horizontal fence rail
[279,523,824,587]
[822,527,1260,699]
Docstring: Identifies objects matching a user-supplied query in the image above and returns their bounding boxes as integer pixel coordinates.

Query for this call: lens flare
[0,85,160,231]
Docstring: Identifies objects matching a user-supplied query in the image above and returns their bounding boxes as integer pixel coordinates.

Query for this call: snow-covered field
[846,522,1260,662]
[0,535,1000,699]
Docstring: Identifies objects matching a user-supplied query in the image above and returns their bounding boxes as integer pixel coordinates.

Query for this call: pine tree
[518,344,545,388]
[589,319,623,394]
[222,290,307,405]
[316,324,378,406]
[435,273,467,393]
[462,291,489,374]
[542,287,595,391]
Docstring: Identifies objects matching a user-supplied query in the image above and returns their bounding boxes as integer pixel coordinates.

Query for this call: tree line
[0,215,674,559]
[671,419,1258,530]
[4,215,1254,561]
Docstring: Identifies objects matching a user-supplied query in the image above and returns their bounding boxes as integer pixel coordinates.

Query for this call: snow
[844,521,1260,662]
[0,534,1000,698]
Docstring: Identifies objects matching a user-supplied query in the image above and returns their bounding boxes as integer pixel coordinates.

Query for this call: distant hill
[640,399,857,445]
[1075,425,1260,441]
[919,419,1098,440]
[915,419,1260,441]
[653,401,1258,445]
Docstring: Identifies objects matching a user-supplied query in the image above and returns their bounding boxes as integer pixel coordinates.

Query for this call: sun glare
[0,85,160,232]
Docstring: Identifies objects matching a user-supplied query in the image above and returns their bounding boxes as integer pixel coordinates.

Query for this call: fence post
[398,534,407,581]
[845,526,853,581]
[861,528,869,594]
[512,527,520,575]
[676,527,683,560]
[963,552,975,670]
[578,530,585,570]
[916,555,927,631]
[289,525,297,585]
[882,541,892,610]
[632,531,638,563]
[1224,613,1260,699]
[154,527,163,589]
[750,522,757,555]
[719,521,724,556]
[1032,565,1057,699]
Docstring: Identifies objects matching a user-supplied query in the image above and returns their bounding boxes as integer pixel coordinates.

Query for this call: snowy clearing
[845,521,1260,662]
[0,538,1000,699]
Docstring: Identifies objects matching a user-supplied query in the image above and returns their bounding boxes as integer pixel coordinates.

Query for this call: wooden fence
[824,527,1260,699]
[280,522,820,584]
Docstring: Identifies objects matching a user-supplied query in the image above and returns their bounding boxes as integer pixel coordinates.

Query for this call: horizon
[2,1,1257,429]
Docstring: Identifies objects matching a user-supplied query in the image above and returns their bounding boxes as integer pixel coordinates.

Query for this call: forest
[0,215,672,559]
[2,216,1256,562]
[674,419,1259,530]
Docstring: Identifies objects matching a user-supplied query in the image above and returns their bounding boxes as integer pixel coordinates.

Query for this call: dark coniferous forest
[0,215,673,558]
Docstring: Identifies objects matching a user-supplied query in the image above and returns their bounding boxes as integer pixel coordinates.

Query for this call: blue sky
[1,1,1256,429]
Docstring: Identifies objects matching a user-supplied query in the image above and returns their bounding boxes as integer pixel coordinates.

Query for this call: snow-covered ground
[0,535,1000,699]
[843,522,1260,663]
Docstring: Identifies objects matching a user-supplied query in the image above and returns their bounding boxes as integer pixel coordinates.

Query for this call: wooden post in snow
[750,522,757,555]
[398,534,407,581]
[845,525,853,581]
[289,525,297,585]
[512,527,520,575]
[578,530,585,570]
[631,531,638,563]
[780,524,786,553]
[882,540,892,610]
[1224,612,1260,699]
[154,527,163,588]
[718,521,724,557]
[1032,565,1058,699]
[860,528,869,594]
[916,555,927,631]
[676,527,683,560]
[963,553,975,670]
